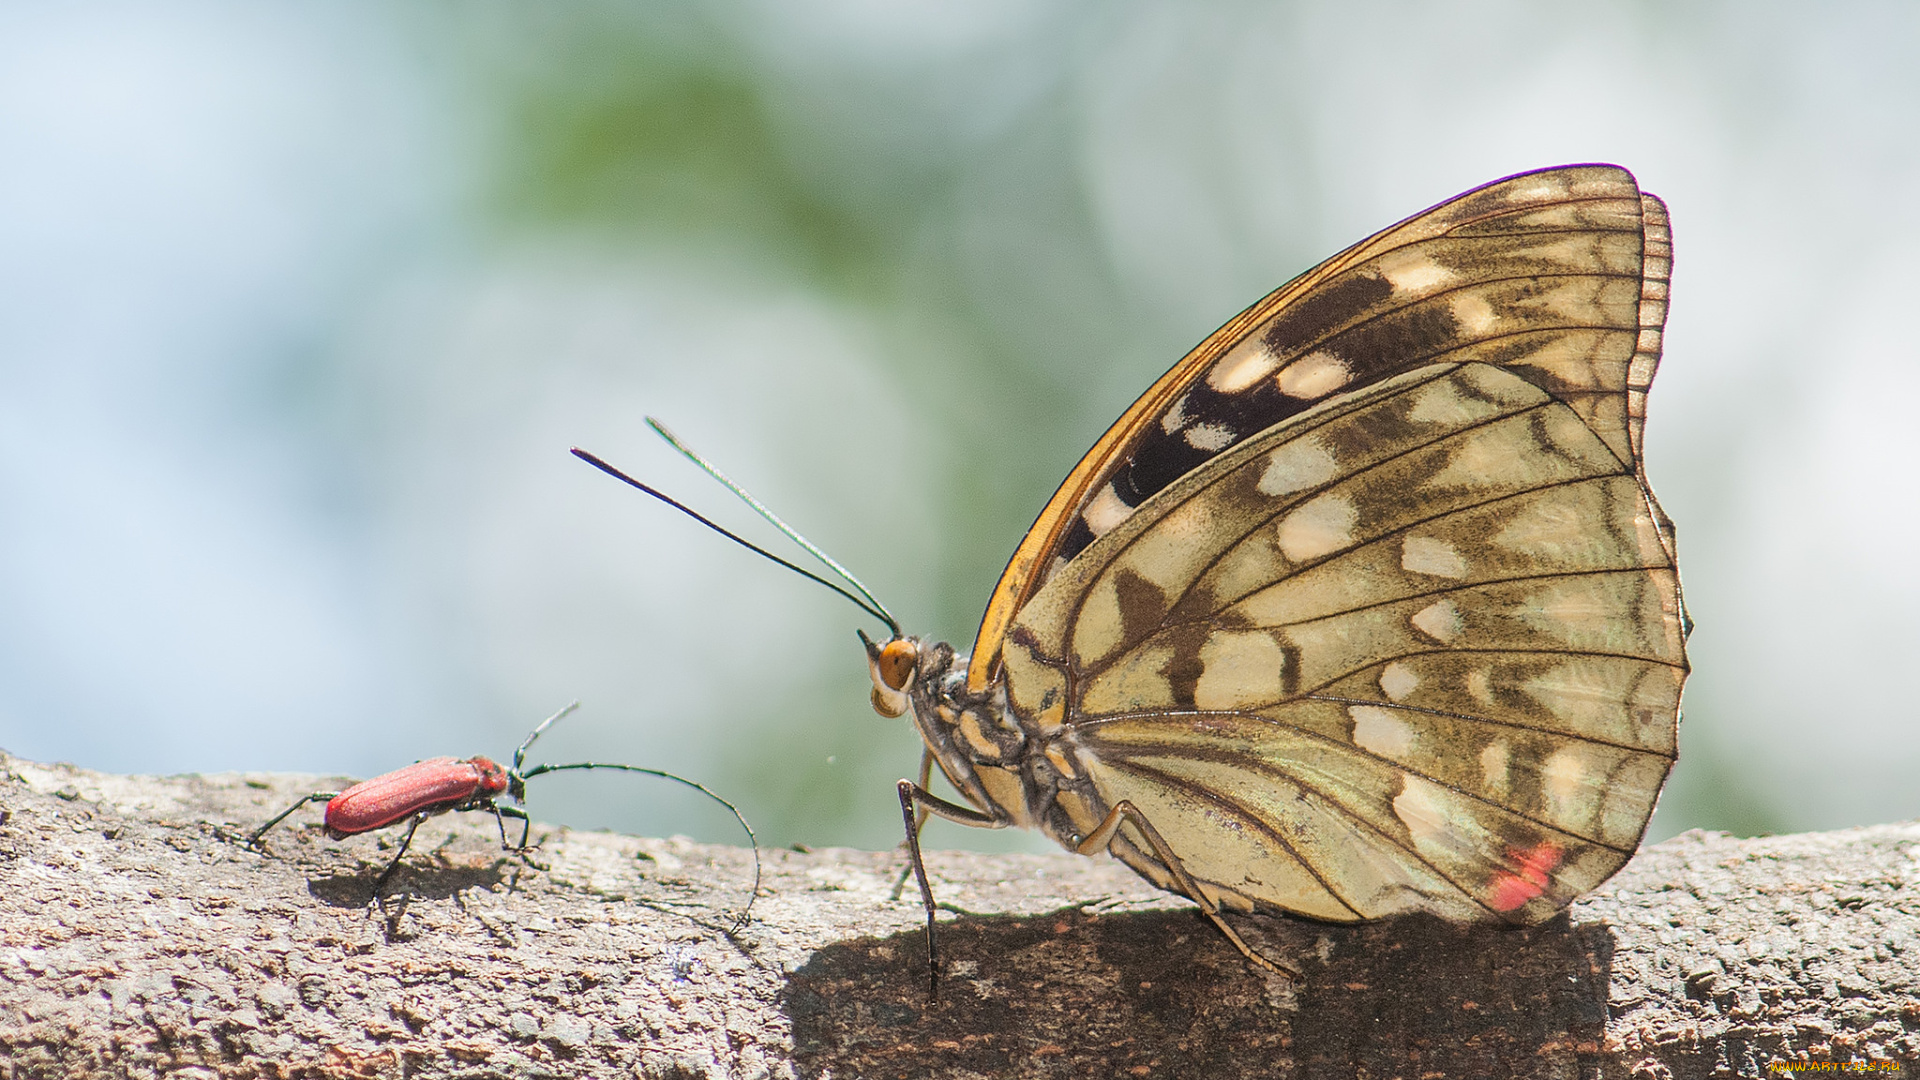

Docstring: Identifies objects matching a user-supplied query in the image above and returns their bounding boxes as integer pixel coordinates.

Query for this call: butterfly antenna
[570,446,901,637]
[643,417,898,632]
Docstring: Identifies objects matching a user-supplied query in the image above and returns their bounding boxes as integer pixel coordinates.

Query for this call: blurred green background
[4,2,1917,855]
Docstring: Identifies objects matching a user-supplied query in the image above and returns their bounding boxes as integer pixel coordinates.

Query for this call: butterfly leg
[888,750,937,901]
[911,749,935,835]
[1075,800,1300,980]
[897,779,1007,999]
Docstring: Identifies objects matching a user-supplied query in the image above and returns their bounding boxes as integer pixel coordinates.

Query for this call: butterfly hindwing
[970,164,1676,693]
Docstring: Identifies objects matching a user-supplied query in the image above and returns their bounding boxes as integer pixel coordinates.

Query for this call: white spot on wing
[1083,483,1134,538]
[1350,705,1414,759]
[1422,427,1511,491]
[1410,599,1463,642]
[1379,662,1419,702]
[1543,745,1599,819]
[1492,499,1585,553]
[1123,495,1219,591]
[1075,574,1125,665]
[1407,378,1470,425]
[1480,740,1510,795]
[1402,536,1468,579]
[1183,422,1235,451]
[1257,438,1338,496]
[1275,493,1357,561]
[1208,342,1281,393]
[1160,393,1191,434]
[1450,291,1498,335]
[1521,585,1612,641]
[1277,351,1353,398]
[1392,774,1452,845]
[1378,248,1455,294]
[1464,667,1493,705]
[1193,631,1289,710]
[1510,177,1566,203]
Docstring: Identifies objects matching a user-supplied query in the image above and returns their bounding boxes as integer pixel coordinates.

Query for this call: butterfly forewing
[969,164,1676,693]
[983,165,1685,929]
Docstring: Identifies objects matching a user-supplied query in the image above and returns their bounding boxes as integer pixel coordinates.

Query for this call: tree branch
[1,750,1915,1078]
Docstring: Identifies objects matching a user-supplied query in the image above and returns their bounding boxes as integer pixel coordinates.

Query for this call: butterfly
[578,162,1686,989]
[861,163,1687,983]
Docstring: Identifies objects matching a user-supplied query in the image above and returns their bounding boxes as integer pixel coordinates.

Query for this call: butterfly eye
[877,639,918,691]
[866,638,918,718]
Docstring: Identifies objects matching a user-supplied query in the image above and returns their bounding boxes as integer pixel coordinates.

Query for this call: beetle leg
[896,779,1007,1000]
[485,802,550,873]
[492,803,532,851]
[1074,799,1299,980]
[371,812,430,897]
[248,792,339,847]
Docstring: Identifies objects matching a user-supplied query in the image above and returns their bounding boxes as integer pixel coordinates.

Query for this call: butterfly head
[859,629,920,718]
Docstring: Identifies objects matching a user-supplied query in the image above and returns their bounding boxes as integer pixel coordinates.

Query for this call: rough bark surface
[1,749,1916,1079]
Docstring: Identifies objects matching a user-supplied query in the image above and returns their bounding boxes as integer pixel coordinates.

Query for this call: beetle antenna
[512,700,581,775]
[517,757,762,934]
[570,444,901,637]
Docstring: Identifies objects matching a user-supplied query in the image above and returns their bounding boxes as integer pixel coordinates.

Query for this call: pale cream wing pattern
[1002,358,1686,925]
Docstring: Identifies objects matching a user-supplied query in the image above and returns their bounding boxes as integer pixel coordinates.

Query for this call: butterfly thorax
[893,636,1110,844]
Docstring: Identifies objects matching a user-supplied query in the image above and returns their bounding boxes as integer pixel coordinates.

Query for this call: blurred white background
[3,1,1916,851]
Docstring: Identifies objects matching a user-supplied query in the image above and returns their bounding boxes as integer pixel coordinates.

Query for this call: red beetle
[247,704,759,927]
[318,754,513,839]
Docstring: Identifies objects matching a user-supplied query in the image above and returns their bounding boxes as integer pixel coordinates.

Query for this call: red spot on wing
[1486,841,1565,913]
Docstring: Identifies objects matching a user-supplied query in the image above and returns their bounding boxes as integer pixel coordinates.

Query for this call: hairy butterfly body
[867,164,1687,983]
